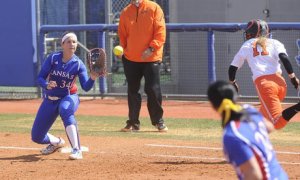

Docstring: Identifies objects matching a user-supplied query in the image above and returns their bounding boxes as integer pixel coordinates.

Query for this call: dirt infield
[0,98,299,179]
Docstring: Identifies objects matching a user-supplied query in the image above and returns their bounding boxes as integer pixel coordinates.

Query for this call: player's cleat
[41,137,65,155]
[69,149,83,160]
[120,123,140,132]
[156,123,168,132]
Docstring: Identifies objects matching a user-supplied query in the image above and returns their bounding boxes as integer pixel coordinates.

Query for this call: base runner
[229,19,300,129]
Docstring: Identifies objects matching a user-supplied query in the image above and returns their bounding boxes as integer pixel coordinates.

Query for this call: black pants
[122,56,164,126]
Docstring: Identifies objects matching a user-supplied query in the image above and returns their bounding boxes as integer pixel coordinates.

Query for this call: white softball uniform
[231,38,287,81]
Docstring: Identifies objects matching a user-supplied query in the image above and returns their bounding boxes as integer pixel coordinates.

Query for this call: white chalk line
[0,146,40,151]
[1,144,300,155]
[276,150,300,155]
[0,146,89,153]
[279,161,300,165]
[146,144,222,150]
[145,144,300,165]
[151,154,225,161]
[1,144,300,165]
[150,154,300,165]
[145,144,300,155]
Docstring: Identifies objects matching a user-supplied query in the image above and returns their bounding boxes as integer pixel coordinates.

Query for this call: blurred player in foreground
[229,19,300,129]
[207,80,288,180]
[31,32,100,160]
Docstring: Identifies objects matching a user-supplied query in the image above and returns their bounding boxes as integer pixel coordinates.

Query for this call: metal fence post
[98,31,107,95]
[207,30,216,84]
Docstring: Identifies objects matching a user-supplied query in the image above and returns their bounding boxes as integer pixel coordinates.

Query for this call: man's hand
[141,47,154,60]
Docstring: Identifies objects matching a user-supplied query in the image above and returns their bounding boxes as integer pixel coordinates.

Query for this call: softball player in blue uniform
[207,80,288,180]
[31,32,99,160]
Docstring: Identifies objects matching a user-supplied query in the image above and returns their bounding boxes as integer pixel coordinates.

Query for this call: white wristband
[289,73,295,78]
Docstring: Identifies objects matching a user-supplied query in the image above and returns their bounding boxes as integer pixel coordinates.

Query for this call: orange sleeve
[149,5,166,50]
[117,11,127,49]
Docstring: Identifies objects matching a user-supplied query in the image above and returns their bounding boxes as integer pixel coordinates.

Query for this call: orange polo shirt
[118,0,166,62]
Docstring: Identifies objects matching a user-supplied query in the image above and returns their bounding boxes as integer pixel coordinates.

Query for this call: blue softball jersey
[37,51,94,97]
[223,105,288,180]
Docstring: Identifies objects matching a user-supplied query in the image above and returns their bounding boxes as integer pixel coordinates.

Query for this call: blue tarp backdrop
[0,0,36,86]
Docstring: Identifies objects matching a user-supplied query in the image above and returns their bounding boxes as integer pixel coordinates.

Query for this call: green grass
[0,113,299,147]
[111,73,172,87]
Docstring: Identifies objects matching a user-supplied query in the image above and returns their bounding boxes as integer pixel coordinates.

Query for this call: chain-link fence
[0,0,172,99]
[39,0,172,99]
[2,1,300,102]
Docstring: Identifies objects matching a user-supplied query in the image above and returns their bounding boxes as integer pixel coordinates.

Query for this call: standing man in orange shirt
[118,0,168,132]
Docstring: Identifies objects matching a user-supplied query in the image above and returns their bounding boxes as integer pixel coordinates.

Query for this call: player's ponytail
[207,80,242,127]
[256,36,268,53]
[217,99,242,127]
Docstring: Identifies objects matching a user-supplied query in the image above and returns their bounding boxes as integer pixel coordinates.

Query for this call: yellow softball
[113,45,123,56]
